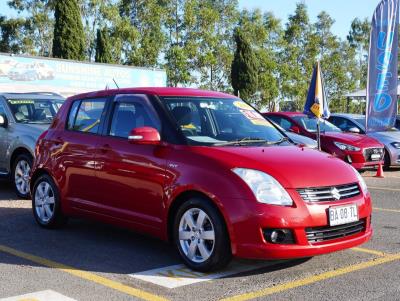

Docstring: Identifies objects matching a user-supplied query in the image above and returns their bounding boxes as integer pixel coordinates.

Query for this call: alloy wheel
[178,208,215,263]
[34,181,55,223]
[14,159,31,196]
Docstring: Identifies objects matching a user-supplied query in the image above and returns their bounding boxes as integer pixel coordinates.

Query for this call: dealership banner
[366,0,399,132]
[0,53,167,97]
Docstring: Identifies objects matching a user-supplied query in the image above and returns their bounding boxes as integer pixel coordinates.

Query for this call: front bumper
[229,190,372,260]
[335,148,384,170]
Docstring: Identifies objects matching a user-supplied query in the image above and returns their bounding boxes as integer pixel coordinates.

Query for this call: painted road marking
[0,245,168,301]
[131,261,277,289]
[373,207,400,213]
[368,186,400,192]
[351,247,386,257]
[0,290,76,301]
[220,253,400,301]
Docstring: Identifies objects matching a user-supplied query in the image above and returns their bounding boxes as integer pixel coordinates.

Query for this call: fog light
[263,228,294,244]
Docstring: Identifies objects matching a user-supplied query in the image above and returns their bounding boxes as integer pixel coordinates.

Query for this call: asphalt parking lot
[0,169,399,301]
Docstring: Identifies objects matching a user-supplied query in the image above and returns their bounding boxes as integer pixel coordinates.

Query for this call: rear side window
[268,115,293,131]
[67,98,106,134]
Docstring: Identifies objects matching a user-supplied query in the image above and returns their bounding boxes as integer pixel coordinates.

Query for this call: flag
[303,62,330,119]
[366,0,399,132]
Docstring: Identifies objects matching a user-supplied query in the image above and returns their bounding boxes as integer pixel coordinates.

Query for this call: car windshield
[293,115,341,133]
[163,97,288,146]
[355,117,399,131]
[7,98,63,124]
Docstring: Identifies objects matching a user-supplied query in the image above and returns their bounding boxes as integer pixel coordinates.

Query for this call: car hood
[321,132,382,147]
[194,146,358,189]
[368,131,400,143]
[13,123,50,139]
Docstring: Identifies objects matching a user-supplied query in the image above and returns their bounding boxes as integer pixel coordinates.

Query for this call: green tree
[231,29,258,100]
[95,27,113,63]
[52,0,85,60]
[7,0,55,56]
[0,16,31,53]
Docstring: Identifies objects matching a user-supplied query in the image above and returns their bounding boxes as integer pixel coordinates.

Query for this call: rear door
[59,97,108,210]
[94,94,167,230]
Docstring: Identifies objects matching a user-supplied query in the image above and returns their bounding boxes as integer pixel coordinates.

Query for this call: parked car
[0,92,65,198]
[264,112,384,170]
[265,116,318,149]
[31,88,372,272]
[329,113,400,168]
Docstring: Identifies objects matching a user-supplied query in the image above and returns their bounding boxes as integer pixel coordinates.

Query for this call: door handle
[99,144,111,153]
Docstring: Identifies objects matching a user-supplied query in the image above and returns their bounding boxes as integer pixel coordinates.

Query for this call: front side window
[163,97,286,146]
[109,98,160,139]
[293,115,341,133]
[7,98,63,124]
[68,99,106,134]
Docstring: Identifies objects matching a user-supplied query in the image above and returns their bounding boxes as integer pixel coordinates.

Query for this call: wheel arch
[10,147,33,172]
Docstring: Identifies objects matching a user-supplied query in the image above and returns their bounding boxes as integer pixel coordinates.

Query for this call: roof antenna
[113,78,120,89]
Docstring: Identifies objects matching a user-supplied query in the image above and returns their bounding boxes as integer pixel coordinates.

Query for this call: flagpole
[317,118,321,151]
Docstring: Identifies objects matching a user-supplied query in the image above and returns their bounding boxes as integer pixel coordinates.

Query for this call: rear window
[67,99,106,134]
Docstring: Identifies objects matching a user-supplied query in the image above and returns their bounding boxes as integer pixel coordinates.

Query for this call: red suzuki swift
[31,88,372,271]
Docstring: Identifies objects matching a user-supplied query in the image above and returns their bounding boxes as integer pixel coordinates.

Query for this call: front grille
[364,147,384,162]
[297,183,360,202]
[306,219,366,243]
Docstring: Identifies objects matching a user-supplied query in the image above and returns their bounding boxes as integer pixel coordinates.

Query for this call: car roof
[330,113,365,119]
[0,92,64,100]
[68,87,235,101]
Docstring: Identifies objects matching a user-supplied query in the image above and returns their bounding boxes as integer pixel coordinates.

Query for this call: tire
[12,153,32,199]
[32,174,68,229]
[173,197,232,272]
[383,149,391,170]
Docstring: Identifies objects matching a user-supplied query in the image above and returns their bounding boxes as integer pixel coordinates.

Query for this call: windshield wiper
[265,137,289,145]
[214,137,268,146]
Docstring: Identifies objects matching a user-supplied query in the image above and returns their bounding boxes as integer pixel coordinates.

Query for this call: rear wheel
[32,174,67,229]
[12,154,32,199]
[173,197,231,272]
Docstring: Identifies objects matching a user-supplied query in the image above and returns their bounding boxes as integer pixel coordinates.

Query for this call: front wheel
[12,154,32,199]
[173,197,232,272]
[32,174,67,229]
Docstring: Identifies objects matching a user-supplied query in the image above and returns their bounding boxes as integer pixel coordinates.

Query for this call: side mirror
[289,125,300,134]
[128,127,161,145]
[348,127,360,134]
[0,114,8,128]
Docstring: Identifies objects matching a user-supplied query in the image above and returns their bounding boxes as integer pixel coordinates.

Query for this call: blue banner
[366,0,399,132]
[303,62,330,119]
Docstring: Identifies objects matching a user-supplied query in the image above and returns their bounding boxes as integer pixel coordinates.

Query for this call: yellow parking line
[220,253,400,301]
[373,207,400,213]
[0,245,168,301]
[368,186,400,192]
[351,247,386,257]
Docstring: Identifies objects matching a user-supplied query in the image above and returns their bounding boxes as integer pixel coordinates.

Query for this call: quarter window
[68,99,106,134]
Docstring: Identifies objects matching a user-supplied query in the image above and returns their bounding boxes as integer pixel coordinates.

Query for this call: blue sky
[238,0,381,39]
[0,0,380,39]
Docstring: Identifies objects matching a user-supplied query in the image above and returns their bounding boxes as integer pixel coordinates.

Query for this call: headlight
[350,166,368,194]
[232,168,293,206]
[391,142,400,149]
[334,142,360,152]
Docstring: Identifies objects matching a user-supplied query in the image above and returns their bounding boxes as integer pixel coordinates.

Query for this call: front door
[94,94,167,230]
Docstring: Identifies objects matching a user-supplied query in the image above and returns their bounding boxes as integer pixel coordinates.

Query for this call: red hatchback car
[264,112,384,170]
[31,88,372,271]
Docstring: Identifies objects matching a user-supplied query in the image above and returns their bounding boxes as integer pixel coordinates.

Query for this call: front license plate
[370,154,381,161]
[329,204,358,226]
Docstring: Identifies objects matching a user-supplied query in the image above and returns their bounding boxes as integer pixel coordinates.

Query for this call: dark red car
[264,112,384,170]
[31,88,372,271]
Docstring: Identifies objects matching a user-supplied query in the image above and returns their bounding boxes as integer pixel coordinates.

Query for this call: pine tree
[95,28,113,63]
[231,29,258,101]
[52,0,85,60]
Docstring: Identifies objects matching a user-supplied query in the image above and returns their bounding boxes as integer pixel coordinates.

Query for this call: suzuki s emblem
[331,188,341,200]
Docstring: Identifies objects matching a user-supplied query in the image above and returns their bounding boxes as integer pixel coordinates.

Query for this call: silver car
[0,92,64,198]
[329,113,400,168]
